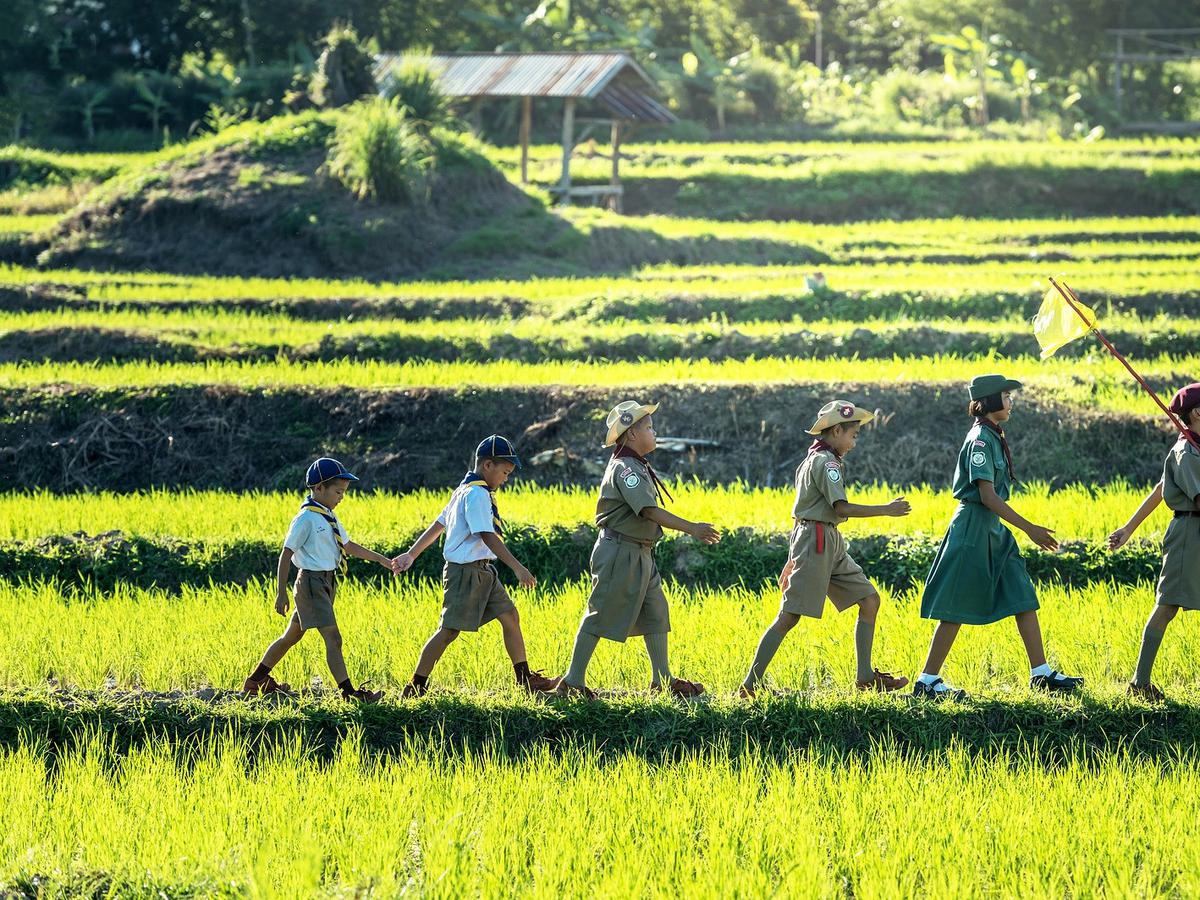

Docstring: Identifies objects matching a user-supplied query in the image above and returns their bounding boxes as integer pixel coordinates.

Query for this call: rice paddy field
[3,135,1200,896]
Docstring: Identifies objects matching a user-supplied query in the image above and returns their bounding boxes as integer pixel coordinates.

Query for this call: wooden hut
[374,51,676,210]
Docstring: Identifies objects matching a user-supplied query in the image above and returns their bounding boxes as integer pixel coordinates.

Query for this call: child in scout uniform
[1108,383,1200,701]
[914,375,1083,701]
[739,400,912,698]
[242,457,397,702]
[394,435,559,697]
[555,400,720,700]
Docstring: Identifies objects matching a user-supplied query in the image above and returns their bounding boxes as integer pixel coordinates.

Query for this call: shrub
[380,54,454,132]
[324,97,432,203]
[308,25,377,109]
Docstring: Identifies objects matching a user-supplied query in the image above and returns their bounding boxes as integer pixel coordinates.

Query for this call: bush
[738,57,797,123]
[380,54,454,132]
[308,25,377,109]
[324,97,432,203]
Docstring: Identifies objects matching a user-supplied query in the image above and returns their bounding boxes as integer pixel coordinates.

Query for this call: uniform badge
[624,473,641,488]
[972,439,986,447]
[620,411,634,425]
[839,405,854,418]
[970,451,986,466]
[827,468,842,483]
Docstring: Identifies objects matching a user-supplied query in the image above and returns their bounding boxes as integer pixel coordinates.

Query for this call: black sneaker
[1030,670,1083,693]
[911,677,969,702]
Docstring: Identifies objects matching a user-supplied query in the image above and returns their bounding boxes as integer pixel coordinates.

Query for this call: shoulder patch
[824,460,840,469]
[826,467,842,484]
[623,472,641,489]
[970,451,987,466]
[972,439,987,447]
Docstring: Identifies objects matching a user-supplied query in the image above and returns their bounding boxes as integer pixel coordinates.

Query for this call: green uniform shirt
[595,456,663,543]
[952,422,1011,502]
[791,448,848,525]
[1163,438,1200,512]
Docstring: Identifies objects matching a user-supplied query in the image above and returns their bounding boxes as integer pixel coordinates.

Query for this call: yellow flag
[1033,284,1097,358]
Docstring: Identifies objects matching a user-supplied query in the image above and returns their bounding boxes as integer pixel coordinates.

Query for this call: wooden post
[519,96,532,185]
[609,119,621,213]
[1114,33,1124,119]
[558,97,575,206]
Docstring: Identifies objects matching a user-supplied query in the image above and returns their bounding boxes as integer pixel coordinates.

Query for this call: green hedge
[0,528,1162,593]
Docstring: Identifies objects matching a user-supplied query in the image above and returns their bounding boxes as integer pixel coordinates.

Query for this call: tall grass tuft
[324,97,433,204]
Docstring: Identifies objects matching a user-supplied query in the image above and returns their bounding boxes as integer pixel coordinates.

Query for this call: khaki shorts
[580,531,670,642]
[441,560,516,632]
[1157,514,1200,610]
[781,521,876,619]
[292,569,337,631]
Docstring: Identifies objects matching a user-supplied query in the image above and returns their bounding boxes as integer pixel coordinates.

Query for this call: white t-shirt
[438,484,497,563]
[283,508,349,572]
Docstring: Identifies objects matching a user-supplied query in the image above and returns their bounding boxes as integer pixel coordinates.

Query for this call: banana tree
[680,36,749,133]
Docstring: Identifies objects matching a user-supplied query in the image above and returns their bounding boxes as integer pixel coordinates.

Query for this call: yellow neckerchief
[460,471,503,534]
[301,495,346,573]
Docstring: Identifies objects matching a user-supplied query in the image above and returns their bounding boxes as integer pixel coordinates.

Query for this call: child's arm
[393,521,446,572]
[832,497,910,519]
[480,532,536,587]
[640,507,720,544]
[978,481,1058,551]
[275,548,295,616]
[1108,480,1164,550]
[344,540,398,572]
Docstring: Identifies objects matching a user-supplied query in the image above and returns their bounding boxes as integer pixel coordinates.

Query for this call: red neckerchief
[975,417,1016,481]
[809,438,841,459]
[613,444,674,504]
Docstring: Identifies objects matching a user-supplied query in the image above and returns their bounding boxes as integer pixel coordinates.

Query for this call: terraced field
[3,134,1200,895]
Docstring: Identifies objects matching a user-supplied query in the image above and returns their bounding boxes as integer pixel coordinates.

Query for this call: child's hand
[392,552,415,573]
[513,564,537,589]
[886,497,911,517]
[1107,526,1133,551]
[274,588,290,617]
[1025,523,1059,552]
[690,522,720,544]
[777,559,795,590]
[381,557,401,574]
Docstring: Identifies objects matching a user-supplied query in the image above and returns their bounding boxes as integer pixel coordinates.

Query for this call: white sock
[1031,663,1053,678]
[918,672,951,691]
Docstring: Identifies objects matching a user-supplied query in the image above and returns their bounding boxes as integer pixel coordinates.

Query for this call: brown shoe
[554,679,597,701]
[521,670,561,693]
[343,682,384,703]
[400,680,428,699]
[1127,681,1165,702]
[737,684,756,700]
[242,674,294,697]
[856,669,911,693]
[651,677,706,698]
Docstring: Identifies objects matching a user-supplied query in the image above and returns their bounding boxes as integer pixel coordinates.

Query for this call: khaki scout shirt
[791,448,848,525]
[1163,438,1200,512]
[595,455,663,542]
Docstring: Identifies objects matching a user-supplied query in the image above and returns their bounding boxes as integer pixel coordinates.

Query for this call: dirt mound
[36,119,537,279]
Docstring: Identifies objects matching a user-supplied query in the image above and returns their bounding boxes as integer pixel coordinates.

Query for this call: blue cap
[305,457,359,487]
[475,434,522,469]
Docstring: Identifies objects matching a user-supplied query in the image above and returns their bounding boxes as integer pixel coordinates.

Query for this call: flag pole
[1048,276,1200,451]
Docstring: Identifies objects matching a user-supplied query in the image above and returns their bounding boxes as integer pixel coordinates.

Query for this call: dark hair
[1182,402,1200,427]
[968,393,1005,416]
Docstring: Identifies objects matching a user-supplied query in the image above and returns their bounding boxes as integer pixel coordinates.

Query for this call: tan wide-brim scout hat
[806,400,875,435]
[604,400,659,447]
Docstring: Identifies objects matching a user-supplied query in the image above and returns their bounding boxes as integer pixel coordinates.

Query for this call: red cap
[1169,382,1200,417]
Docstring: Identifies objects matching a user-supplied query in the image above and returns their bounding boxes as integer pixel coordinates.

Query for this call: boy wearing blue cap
[394,435,559,696]
[1109,382,1200,701]
[242,457,397,702]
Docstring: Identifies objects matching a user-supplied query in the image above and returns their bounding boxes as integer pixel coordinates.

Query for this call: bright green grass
[3,733,1197,897]
[4,256,1197,308]
[0,578,1180,696]
[0,214,57,235]
[0,354,1193,414]
[4,307,1196,349]
[0,482,1167,546]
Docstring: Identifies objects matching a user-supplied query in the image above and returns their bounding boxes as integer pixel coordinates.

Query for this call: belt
[1174,510,1200,518]
[795,518,836,554]
[449,559,495,568]
[599,528,655,549]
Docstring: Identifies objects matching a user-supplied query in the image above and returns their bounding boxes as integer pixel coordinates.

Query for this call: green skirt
[920,501,1039,625]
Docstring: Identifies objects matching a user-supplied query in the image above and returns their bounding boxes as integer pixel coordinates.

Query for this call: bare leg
[258,615,304,669]
[496,609,527,665]
[1014,610,1047,669]
[318,624,349,685]
[413,628,460,678]
[920,621,962,676]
